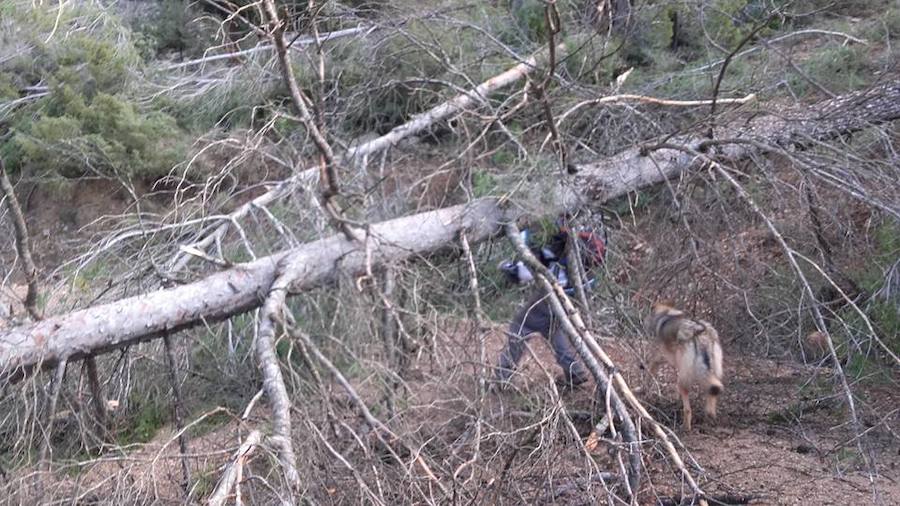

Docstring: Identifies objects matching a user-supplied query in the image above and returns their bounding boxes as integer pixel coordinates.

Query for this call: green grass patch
[118,397,168,445]
[792,45,873,96]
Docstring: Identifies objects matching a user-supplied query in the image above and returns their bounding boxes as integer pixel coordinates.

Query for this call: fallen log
[0,200,503,381]
[2,81,899,381]
[167,39,569,272]
[558,80,900,210]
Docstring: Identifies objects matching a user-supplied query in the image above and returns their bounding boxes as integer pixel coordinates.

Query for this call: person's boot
[555,370,589,390]
[489,367,515,392]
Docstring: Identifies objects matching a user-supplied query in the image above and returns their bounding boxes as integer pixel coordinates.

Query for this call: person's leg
[549,327,589,386]
[495,294,552,381]
[495,329,530,381]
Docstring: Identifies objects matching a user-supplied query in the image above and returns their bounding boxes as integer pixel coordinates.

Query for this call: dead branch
[505,224,642,498]
[0,158,40,320]
[262,0,361,243]
[290,327,448,498]
[458,232,484,323]
[548,93,756,149]
[163,25,373,71]
[536,1,570,173]
[255,270,302,491]
[691,29,867,73]
[342,43,571,168]
[207,430,262,506]
[162,333,192,494]
[708,12,776,138]
[82,358,107,431]
[38,357,68,467]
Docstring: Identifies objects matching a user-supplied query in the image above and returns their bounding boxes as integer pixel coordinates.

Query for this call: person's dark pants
[495,292,588,383]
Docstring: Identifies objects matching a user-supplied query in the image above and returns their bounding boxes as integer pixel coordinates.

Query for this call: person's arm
[499,259,534,284]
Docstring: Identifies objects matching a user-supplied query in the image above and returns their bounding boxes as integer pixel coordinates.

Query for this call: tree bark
[2,81,899,380]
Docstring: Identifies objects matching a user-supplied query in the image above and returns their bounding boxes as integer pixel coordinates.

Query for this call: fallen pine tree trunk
[167,39,570,272]
[2,81,899,381]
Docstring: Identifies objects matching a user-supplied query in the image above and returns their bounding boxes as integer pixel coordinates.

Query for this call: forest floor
[3,177,898,505]
[420,321,900,505]
[55,318,897,505]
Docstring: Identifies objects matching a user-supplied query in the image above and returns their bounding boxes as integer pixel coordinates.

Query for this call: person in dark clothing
[495,220,606,388]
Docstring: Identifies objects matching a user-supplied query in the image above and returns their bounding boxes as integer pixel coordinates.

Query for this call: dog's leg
[646,350,666,376]
[678,384,692,431]
[638,352,667,395]
[705,389,719,422]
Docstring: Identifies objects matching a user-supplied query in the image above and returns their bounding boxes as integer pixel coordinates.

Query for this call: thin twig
[708,11,779,138]
[162,332,192,495]
[163,25,373,70]
[0,158,40,320]
[38,357,68,468]
[289,327,449,498]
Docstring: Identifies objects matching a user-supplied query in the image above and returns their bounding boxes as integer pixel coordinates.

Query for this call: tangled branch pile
[1,1,898,504]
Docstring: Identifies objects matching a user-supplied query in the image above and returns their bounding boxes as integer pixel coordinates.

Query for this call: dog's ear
[651,300,676,314]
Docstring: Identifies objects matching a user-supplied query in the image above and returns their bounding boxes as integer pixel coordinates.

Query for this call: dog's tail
[708,377,723,397]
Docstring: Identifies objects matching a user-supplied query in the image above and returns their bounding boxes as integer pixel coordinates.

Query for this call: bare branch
[0,159,40,320]
[207,430,262,506]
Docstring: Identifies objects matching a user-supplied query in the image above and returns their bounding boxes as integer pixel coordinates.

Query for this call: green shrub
[511,0,549,42]
[331,13,517,135]
[53,33,137,96]
[14,89,186,179]
[119,396,167,445]
[0,74,17,100]
[1,4,189,179]
[471,169,499,197]
[862,5,900,41]
[651,0,783,59]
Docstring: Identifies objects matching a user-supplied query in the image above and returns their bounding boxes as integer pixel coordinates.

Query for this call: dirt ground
[384,316,900,505]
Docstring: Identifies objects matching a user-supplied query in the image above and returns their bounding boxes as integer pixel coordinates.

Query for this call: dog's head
[649,301,682,318]
[647,301,685,337]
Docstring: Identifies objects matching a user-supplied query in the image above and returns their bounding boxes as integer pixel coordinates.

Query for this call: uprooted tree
[1,1,899,504]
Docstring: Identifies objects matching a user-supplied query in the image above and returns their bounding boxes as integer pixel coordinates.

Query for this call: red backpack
[576,229,606,269]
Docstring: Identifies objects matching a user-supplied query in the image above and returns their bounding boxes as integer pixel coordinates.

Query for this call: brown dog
[645,303,724,431]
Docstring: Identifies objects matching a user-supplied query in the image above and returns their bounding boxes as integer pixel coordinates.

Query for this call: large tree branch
[559,80,900,210]
[2,82,899,381]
